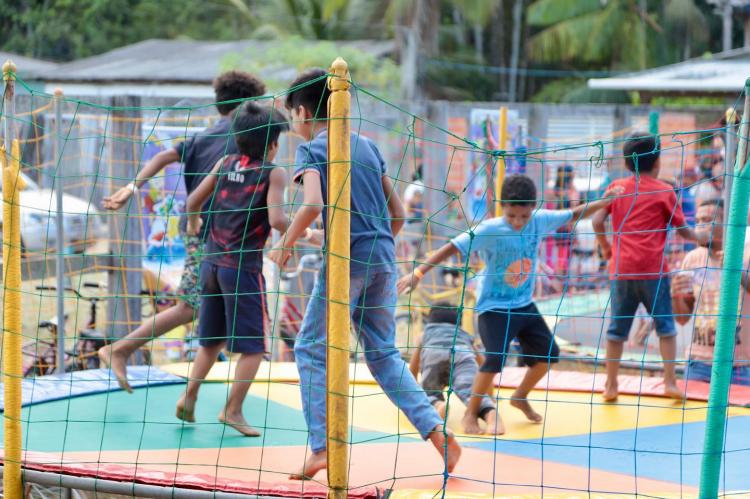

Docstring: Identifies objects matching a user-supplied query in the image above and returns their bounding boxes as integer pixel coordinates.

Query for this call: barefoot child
[409,303,496,422]
[98,71,266,392]
[397,174,622,435]
[593,132,702,402]
[268,68,460,480]
[175,102,290,436]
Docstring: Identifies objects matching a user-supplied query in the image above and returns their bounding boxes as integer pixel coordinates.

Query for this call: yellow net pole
[494,106,508,217]
[325,57,351,499]
[2,59,25,499]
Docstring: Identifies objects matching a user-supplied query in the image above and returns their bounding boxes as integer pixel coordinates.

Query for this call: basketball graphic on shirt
[504,258,533,288]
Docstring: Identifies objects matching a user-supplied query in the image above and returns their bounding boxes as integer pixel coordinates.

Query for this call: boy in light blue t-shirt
[398,174,621,435]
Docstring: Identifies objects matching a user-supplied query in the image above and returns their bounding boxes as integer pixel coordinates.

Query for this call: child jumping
[176,102,290,436]
[397,174,622,434]
[409,302,496,422]
[99,71,266,392]
[267,68,460,480]
[593,132,703,402]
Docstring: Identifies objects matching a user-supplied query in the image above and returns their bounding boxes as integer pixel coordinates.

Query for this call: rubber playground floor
[3,363,750,498]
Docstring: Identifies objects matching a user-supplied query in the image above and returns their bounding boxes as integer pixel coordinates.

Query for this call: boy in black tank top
[176,102,290,436]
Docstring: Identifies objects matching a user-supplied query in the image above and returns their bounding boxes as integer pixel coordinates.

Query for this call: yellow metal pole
[3,59,25,499]
[495,107,508,217]
[326,57,351,499]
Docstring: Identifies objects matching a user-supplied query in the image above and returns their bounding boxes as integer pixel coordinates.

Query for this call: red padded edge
[495,367,750,406]
[3,451,378,499]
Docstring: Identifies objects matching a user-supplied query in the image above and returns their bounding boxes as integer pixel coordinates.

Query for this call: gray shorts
[420,349,495,416]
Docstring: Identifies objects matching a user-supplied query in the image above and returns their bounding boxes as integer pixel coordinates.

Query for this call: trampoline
[3,363,750,498]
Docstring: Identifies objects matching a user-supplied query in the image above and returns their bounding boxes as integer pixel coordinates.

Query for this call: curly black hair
[427,302,462,326]
[501,174,537,206]
[285,68,330,119]
[213,70,266,115]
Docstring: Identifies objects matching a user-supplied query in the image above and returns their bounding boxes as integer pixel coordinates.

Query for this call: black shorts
[198,262,266,354]
[477,303,559,373]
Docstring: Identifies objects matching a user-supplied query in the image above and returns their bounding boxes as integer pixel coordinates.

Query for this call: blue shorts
[198,262,266,354]
[685,360,750,386]
[607,278,676,342]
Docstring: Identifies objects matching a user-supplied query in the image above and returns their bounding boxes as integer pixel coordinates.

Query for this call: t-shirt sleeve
[370,141,387,176]
[535,209,573,234]
[450,219,496,255]
[667,190,687,227]
[292,143,324,184]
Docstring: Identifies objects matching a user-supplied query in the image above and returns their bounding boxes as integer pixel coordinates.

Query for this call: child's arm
[185,158,222,236]
[267,170,323,267]
[382,175,406,236]
[396,241,461,294]
[267,167,290,233]
[592,208,611,260]
[570,184,623,221]
[676,226,710,246]
[103,148,180,210]
[409,340,422,378]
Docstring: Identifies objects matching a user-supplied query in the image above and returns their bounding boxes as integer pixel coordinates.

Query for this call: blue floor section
[465,416,750,491]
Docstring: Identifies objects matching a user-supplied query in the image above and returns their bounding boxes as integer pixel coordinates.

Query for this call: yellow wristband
[414,268,424,280]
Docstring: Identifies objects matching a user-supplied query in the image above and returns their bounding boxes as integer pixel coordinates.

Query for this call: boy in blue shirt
[398,174,622,434]
[268,68,460,480]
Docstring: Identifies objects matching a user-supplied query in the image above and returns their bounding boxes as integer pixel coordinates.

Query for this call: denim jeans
[294,267,442,453]
[684,360,750,386]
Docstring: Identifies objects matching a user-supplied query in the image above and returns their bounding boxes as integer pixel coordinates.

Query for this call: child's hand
[186,216,202,236]
[602,184,625,204]
[307,229,324,247]
[397,272,422,295]
[268,240,292,268]
[672,272,693,297]
[102,185,133,211]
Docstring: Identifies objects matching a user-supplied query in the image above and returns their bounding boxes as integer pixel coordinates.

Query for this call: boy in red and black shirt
[177,102,290,436]
[593,132,702,402]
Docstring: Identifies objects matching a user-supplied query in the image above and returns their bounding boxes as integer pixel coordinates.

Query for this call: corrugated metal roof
[588,47,750,93]
[39,38,395,84]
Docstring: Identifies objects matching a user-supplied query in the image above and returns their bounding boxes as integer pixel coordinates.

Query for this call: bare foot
[175,394,196,423]
[427,425,461,473]
[509,393,543,423]
[433,401,447,419]
[289,450,327,480]
[664,382,685,401]
[98,346,133,394]
[602,383,619,402]
[461,412,482,434]
[481,409,505,435]
[219,410,261,437]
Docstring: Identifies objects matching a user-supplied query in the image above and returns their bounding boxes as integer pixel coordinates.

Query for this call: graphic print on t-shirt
[504,258,533,288]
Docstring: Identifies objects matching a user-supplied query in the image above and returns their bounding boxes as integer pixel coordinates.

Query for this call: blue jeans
[294,268,442,454]
[684,360,750,386]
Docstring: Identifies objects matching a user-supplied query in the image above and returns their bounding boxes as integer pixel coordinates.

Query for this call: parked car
[0,171,106,254]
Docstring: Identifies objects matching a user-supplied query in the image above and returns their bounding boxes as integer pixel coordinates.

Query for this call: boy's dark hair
[213,70,266,115]
[232,102,289,159]
[285,68,330,120]
[427,302,462,325]
[501,174,537,206]
[623,132,660,173]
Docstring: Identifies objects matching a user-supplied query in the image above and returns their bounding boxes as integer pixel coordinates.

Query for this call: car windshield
[0,171,40,191]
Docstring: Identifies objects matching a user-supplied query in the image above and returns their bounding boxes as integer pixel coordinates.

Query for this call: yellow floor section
[244,379,750,441]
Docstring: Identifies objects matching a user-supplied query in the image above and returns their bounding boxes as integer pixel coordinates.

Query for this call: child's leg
[99,300,196,393]
[513,303,560,422]
[451,353,501,434]
[177,342,224,422]
[643,277,684,399]
[220,352,264,436]
[176,262,226,422]
[419,350,450,418]
[355,272,459,471]
[605,280,640,401]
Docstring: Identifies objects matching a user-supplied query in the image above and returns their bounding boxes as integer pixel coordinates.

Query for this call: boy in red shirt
[593,132,702,401]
